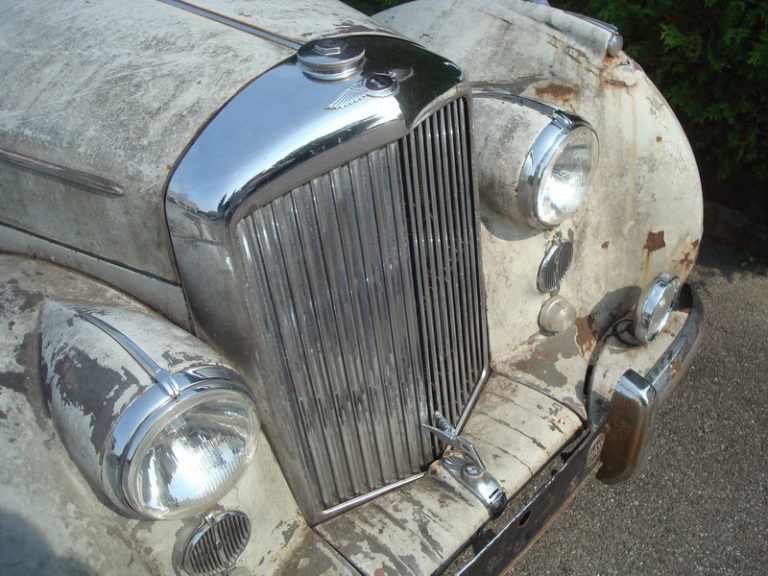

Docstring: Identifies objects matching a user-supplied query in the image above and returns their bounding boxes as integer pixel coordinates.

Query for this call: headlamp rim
[102,366,258,519]
[518,113,598,229]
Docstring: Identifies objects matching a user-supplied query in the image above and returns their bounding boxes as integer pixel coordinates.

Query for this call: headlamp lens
[535,125,598,226]
[126,390,258,519]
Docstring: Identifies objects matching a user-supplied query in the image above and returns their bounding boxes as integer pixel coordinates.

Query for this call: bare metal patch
[575,315,597,357]
[644,230,666,253]
[534,82,580,104]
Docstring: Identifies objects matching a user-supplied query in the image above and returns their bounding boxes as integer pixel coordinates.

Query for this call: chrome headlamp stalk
[41,302,259,520]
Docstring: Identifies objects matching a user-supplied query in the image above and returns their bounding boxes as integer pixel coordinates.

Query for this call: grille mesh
[183,512,250,576]
[236,98,487,512]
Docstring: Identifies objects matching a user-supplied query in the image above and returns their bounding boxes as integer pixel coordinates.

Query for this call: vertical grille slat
[308,174,380,490]
[236,98,488,514]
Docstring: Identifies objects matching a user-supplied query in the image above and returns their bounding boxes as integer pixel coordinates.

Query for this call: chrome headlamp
[632,273,681,342]
[108,368,259,519]
[41,302,259,520]
[519,113,599,228]
[473,91,598,229]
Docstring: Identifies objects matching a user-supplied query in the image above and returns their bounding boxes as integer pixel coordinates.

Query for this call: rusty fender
[377,0,703,368]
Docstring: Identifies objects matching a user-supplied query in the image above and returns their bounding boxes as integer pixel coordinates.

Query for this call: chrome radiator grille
[235,98,487,512]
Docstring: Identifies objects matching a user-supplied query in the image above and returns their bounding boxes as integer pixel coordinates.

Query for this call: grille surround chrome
[167,36,486,524]
[235,98,487,517]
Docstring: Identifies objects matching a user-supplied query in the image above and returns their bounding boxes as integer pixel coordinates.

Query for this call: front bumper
[591,283,703,484]
[317,285,703,576]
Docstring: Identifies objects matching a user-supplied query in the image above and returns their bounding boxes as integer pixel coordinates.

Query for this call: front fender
[377,0,702,389]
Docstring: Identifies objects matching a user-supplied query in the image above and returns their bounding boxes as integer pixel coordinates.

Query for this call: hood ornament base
[424,412,507,518]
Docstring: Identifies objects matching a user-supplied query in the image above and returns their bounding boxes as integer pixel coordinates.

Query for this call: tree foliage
[348,0,768,183]
[557,0,768,182]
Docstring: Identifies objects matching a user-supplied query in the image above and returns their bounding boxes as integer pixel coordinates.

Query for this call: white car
[0,1,703,574]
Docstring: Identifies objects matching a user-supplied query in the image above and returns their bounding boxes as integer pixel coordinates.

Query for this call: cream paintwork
[0,0,397,318]
[316,374,583,576]
[378,0,702,416]
[0,255,356,575]
[0,0,702,574]
[1,252,582,575]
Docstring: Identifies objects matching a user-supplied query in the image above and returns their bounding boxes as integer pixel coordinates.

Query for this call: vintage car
[0,0,703,574]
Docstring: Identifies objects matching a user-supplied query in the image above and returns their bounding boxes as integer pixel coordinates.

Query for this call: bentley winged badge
[327,68,414,110]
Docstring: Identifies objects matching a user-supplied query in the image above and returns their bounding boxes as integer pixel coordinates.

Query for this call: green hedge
[558,0,768,184]
[347,0,768,186]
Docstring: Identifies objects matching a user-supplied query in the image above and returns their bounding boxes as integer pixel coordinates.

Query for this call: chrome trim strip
[156,0,301,50]
[78,311,182,398]
[0,147,124,197]
[472,84,564,118]
[318,472,426,520]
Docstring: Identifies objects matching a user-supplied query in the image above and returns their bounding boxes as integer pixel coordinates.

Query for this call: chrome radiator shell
[236,99,486,513]
[167,37,487,523]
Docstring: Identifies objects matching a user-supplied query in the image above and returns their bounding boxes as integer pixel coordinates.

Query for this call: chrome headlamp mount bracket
[424,413,507,518]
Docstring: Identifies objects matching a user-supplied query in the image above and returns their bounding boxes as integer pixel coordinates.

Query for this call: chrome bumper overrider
[594,283,703,484]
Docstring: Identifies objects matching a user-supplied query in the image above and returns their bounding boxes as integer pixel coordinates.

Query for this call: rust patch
[644,230,666,253]
[534,82,580,104]
[676,238,701,275]
[604,77,633,88]
[548,419,564,434]
[671,359,683,378]
[575,315,596,357]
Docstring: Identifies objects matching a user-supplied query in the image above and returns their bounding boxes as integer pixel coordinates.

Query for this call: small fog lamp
[632,273,681,342]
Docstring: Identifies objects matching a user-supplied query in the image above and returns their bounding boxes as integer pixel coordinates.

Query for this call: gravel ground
[511,240,768,576]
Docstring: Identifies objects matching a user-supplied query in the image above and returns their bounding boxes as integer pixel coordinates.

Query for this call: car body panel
[377,0,702,416]
[0,0,394,292]
[0,1,703,574]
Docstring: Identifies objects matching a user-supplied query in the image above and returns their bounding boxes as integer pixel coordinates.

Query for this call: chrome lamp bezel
[518,113,598,229]
[632,273,682,343]
[102,365,259,520]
